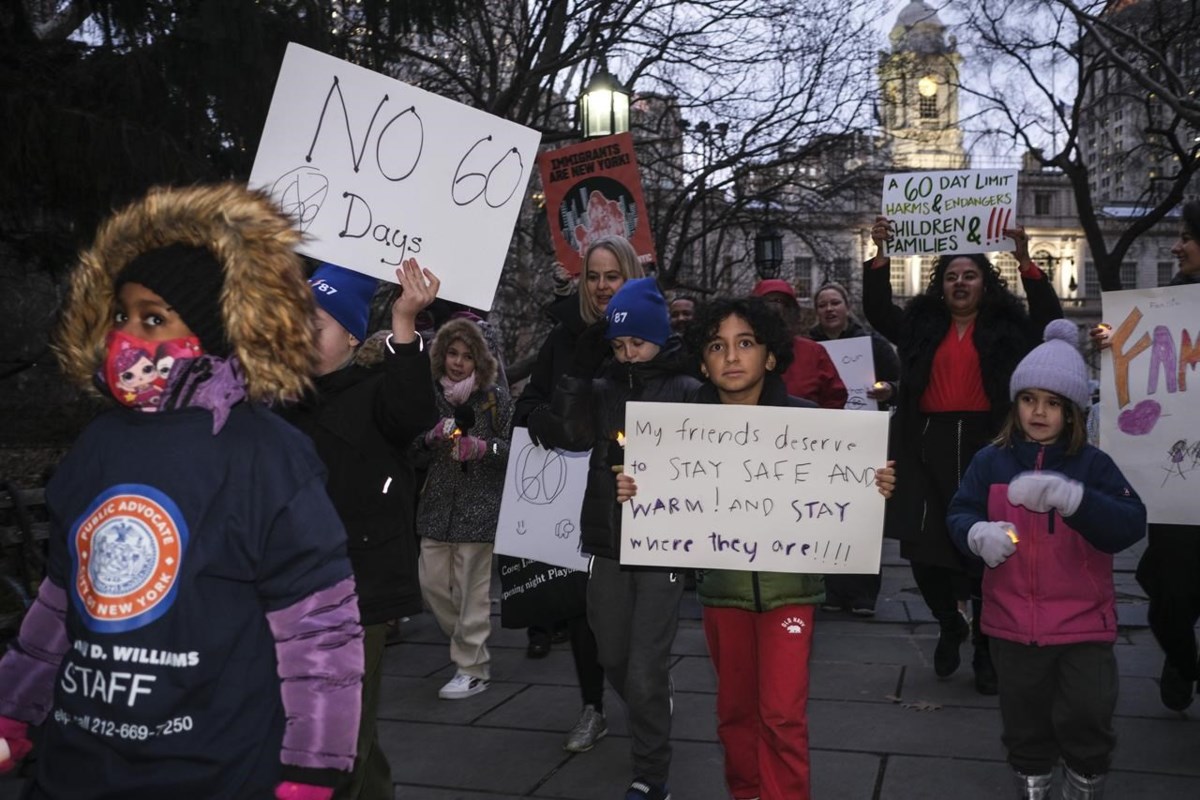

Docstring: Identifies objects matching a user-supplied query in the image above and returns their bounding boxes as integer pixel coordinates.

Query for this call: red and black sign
[537,132,656,274]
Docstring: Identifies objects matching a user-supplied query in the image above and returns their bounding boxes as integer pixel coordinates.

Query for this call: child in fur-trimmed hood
[0,184,364,800]
[414,317,513,700]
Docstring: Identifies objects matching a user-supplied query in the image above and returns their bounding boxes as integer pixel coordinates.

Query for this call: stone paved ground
[2,540,1198,799]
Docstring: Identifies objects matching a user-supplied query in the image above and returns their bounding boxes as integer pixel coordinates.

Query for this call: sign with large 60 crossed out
[250,43,542,310]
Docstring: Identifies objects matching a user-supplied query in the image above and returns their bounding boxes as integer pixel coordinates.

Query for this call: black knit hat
[115,243,230,356]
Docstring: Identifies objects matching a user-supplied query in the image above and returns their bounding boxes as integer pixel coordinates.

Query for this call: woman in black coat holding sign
[862,215,1061,695]
[507,235,645,753]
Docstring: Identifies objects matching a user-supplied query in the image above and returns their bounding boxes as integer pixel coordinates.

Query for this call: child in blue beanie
[281,258,440,799]
[948,320,1146,799]
[535,276,699,800]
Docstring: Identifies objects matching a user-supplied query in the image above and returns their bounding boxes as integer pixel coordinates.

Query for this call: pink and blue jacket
[948,439,1146,646]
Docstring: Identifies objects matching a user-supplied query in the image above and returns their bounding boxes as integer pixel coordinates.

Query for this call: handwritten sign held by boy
[249,43,542,310]
[619,402,889,572]
[881,169,1018,257]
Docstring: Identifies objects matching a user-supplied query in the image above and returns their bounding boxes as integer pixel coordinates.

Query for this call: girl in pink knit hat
[947,319,1147,800]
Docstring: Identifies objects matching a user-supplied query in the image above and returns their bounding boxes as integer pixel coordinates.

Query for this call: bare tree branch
[956,0,1200,290]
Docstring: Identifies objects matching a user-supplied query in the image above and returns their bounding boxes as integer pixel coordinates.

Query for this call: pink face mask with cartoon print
[103,330,203,410]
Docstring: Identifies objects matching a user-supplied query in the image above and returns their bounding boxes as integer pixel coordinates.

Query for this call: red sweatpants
[702,604,814,800]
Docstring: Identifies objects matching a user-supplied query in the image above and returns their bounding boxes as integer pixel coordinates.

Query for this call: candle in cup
[612,431,626,473]
[1004,526,1019,544]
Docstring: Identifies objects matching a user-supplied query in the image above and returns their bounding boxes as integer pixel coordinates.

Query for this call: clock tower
[879,1,966,169]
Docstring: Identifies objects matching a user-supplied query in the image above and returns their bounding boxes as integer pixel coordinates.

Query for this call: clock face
[918,76,938,97]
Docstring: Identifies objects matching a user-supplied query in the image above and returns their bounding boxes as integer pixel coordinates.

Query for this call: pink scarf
[439,373,476,406]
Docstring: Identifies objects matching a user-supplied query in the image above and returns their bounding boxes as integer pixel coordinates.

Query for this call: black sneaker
[1160,660,1195,711]
[527,629,551,659]
[625,778,671,800]
[973,645,998,696]
[934,613,969,678]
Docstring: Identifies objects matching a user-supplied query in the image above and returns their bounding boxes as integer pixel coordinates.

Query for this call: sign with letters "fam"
[620,402,889,573]
[250,43,542,310]
[1100,283,1200,525]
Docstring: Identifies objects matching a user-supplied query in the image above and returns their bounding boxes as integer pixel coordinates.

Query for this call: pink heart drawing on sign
[1117,399,1162,436]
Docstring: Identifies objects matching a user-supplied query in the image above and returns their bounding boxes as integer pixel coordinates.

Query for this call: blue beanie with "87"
[309,262,378,342]
[605,277,671,346]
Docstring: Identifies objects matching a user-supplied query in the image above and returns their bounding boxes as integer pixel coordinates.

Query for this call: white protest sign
[818,337,877,411]
[495,427,591,570]
[249,43,542,310]
[620,402,889,572]
[1100,284,1200,524]
[881,169,1018,257]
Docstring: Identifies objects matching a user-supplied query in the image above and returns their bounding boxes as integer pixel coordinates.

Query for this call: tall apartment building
[1077,0,1199,208]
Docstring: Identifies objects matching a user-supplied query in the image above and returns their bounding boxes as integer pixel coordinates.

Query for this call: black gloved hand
[526,405,552,449]
[569,321,611,378]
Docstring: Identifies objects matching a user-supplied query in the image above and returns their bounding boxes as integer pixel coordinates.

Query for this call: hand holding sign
[616,472,637,503]
[1003,224,1032,265]
[871,215,893,252]
[392,259,440,341]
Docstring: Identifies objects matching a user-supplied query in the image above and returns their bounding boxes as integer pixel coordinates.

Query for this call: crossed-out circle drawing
[273,166,329,232]
[515,443,570,506]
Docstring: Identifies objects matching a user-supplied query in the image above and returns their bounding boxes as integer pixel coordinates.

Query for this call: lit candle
[451,428,462,438]
[873,381,887,391]
[1004,526,1019,544]
[616,431,626,447]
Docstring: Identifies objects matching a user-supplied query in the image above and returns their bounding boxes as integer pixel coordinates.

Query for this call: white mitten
[1007,471,1084,516]
[968,521,1018,568]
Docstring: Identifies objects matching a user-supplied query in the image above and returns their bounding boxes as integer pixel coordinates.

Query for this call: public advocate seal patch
[70,484,188,633]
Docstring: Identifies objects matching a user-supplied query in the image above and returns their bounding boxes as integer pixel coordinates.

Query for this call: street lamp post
[682,120,728,290]
[754,224,784,280]
[578,69,631,139]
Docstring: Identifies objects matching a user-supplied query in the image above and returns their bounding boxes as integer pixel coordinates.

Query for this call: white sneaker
[438,672,488,700]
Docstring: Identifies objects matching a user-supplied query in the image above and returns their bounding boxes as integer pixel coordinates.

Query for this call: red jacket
[781,336,847,409]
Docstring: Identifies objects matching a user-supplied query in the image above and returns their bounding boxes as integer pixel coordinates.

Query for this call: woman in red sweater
[862,217,1062,695]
